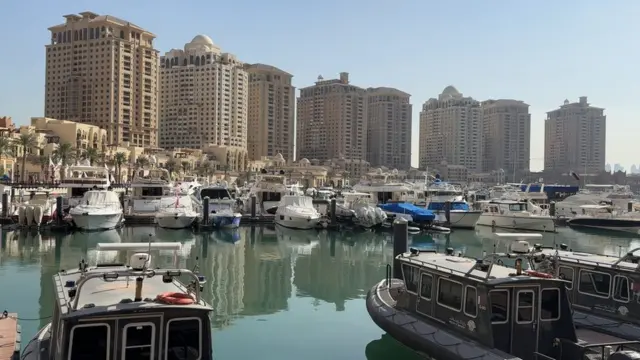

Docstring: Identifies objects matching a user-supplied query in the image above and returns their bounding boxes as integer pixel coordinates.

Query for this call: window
[489,290,509,324]
[517,290,534,323]
[420,273,432,300]
[401,264,419,293]
[437,278,463,311]
[464,286,478,317]
[122,323,155,360]
[613,275,630,302]
[558,266,574,289]
[540,288,561,321]
[166,318,202,360]
[578,270,611,298]
[69,323,110,360]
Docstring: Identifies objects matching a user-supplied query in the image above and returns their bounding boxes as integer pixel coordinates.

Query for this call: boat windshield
[508,203,527,212]
[200,188,232,200]
[166,318,201,360]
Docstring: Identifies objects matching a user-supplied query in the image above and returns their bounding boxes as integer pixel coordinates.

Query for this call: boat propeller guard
[155,292,195,305]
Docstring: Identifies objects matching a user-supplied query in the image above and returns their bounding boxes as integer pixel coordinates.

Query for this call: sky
[1,0,639,171]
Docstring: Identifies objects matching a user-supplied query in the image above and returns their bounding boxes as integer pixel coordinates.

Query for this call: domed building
[159,35,248,169]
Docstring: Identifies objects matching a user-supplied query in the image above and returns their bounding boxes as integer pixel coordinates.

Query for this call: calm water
[1,225,640,359]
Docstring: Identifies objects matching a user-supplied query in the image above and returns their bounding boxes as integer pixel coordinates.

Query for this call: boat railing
[385,264,392,286]
[556,337,640,360]
[400,250,501,281]
[530,246,640,271]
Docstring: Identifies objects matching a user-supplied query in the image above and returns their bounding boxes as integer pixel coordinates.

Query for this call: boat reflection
[210,229,241,244]
[274,224,320,255]
[365,334,424,360]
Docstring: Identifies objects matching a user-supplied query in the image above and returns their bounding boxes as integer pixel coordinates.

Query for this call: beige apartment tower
[159,35,248,151]
[296,72,367,161]
[544,96,606,173]
[245,64,295,161]
[366,88,412,169]
[482,99,531,173]
[418,86,483,172]
[45,12,159,147]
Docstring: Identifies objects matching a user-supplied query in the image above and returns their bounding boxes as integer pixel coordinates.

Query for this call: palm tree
[53,143,76,180]
[165,158,177,178]
[136,156,150,169]
[0,137,13,160]
[113,152,127,183]
[197,161,213,181]
[34,155,49,182]
[14,133,38,183]
[181,161,190,174]
[83,147,100,165]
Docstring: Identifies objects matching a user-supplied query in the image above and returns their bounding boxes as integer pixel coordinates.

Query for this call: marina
[2,224,640,359]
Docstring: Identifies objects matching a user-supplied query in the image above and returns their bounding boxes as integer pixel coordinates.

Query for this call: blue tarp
[378,202,435,221]
[427,201,470,211]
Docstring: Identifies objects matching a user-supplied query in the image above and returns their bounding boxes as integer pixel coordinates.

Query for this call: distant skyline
[1,0,638,171]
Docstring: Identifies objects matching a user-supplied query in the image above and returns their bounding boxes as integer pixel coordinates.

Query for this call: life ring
[525,270,554,279]
[156,292,195,305]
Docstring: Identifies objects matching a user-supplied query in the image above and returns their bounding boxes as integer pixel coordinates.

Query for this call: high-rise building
[45,12,159,147]
[544,97,606,173]
[159,35,248,151]
[481,99,531,173]
[418,86,483,172]
[366,88,412,170]
[296,72,367,161]
[245,64,295,161]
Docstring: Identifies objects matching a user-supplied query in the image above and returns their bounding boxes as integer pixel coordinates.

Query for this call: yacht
[129,168,173,213]
[69,190,123,231]
[22,242,213,360]
[274,194,321,230]
[424,180,481,229]
[246,174,288,214]
[195,182,242,228]
[566,204,640,234]
[335,191,387,228]
[155,195,199,229]
[59,162,112,208]
[476,199,556,232]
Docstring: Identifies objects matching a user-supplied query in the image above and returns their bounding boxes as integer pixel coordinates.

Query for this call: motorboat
[274,194,321,230]
[155,195,198,229]
[22,242,213,360]
[245,174,288,214]
[336,192,387,228]
[476,199,556,232]
[59,162,112,208]
[424,180,481,229]
[195,183,242,229]
[210,210,242,229]
[129,168,173,213]
[555,184,635,218]
[366,240,640,360]
[566,204,640,234]
[69,190,123,231]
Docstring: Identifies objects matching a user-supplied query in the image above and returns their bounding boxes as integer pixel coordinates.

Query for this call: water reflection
[365,334,424,360]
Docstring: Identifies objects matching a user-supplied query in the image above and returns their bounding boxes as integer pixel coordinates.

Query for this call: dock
[0,313,20,360]
[124,213,156,225]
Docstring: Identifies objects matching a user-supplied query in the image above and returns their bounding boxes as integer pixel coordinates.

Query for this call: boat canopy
[378,203,435,221]
[280,195,314,208]
[427,201,469,211]
[81,190,121,206]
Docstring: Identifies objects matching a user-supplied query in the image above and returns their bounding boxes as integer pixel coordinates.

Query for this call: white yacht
[567,204,640,234]
[555,184,636,217]
[424,180,481,229]
[59,162,112,208]
[246,174,288,214]
[129,168,173,213]
[69,190,123,231]
[275,194,321,230]
[195,183,242,229]
[155,195,198,229]
[476,199,556,232]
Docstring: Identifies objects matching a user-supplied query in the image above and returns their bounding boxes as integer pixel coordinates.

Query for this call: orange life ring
[156,292,195,305]
[525,270,554,279]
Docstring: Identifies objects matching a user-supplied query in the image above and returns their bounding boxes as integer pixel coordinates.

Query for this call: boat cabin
[130,169,173,212]
[481,200,529,214]
[36,242,212,360]
[396,249,638,360]
[60,166,111,207]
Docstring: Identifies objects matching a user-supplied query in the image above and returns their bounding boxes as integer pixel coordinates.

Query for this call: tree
[165,158,177,179]
[33,155,49,181]
[83,147,100,165]
[113,152,127,183]
[53,143,76,180]
[181,161,190,174]
[0,137,13,160]
[197,161,213,180]
[14,133,38,182]
[136,156,150,169]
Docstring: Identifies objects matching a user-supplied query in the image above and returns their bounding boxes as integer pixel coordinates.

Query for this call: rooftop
[536,248,639,271]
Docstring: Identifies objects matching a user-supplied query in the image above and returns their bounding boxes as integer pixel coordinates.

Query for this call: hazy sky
[1,0,638,171]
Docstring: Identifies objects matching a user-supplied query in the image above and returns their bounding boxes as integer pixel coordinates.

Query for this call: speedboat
[155,196,198,229]
[274,194,321,230]
[69,190,123,231]
[476,199,556,232]
[566,204,640,234]
[195,183,242,229]
[210,209,242,229]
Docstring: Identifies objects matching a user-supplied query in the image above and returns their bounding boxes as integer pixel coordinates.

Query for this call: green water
[1,225,639,359]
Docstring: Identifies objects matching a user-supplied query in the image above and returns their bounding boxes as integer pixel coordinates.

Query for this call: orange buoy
[156,292,195,305]
[525,270,554,279]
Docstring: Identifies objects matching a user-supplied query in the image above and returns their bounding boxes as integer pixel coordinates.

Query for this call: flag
[570,171,580,181]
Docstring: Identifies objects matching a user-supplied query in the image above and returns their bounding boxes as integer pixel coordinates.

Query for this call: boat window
[263,192,282,202]
[200,188,231,200]
[166,318,202,360]
[540,288,561,321]
[612,275,630,302]
[464,286,477,317]
[122,322,155,360]
[71,188,90,198]
[578,270,611,298]
[489,289,509,324]
[419,273,432,300]
[401,264,419,293]
[437,278,463,311]
[509,203,525,212]
[558,266,574,289]
[141,187,163,197]
[516,290,534,324]
[68,323,110,360]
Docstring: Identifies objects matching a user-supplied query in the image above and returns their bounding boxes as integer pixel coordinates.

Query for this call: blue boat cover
[427,201,470,211]
[378,203,435,221]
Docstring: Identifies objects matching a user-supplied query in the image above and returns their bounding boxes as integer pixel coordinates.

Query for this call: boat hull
[567,217,640,234]
[156,213,197,229]
[432,210,481,229]
[476,214,556,232]
[71,212,122,231]
[275,214,321,230]
[211,214,241,229]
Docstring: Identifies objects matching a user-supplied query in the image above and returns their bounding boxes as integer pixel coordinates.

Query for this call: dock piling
[393,218,409,280]
[1,193,7,218]
[250,195,257,218]
[549,202,556,217]
[330,198,337,223]
[444,201,451,226]
[202,197,210,225]
[9,188,14,204]
[55,196,63,225]
[629,202,634,212]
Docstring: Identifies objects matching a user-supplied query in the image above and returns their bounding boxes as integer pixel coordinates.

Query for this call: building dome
[441,85,460,96]
[299,158,310,165]
[184,34,219,53]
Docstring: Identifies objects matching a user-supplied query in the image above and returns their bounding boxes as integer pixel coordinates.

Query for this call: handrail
[400,255,493,282]
[71,268,202,310]
[531,247,640,271]
[385,264,391,287]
